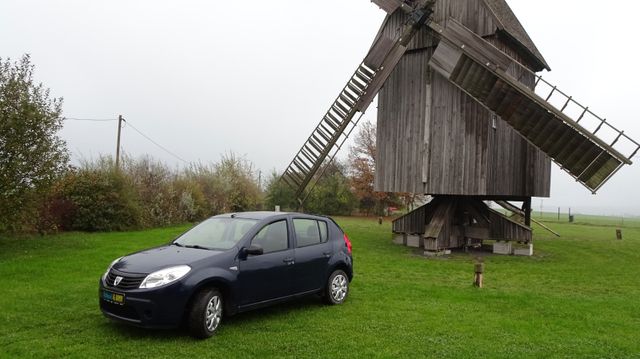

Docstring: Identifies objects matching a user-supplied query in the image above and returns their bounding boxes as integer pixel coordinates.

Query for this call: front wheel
[324,270,349,305]
[187,288,223,339]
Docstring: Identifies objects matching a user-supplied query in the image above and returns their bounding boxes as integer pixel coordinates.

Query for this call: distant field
[535,212,640,228]
[1,215,639,358]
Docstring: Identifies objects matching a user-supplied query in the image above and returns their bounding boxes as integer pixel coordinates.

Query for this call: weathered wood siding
[392,197,533,249]
[377,0,498,51]
[375,3,551,197]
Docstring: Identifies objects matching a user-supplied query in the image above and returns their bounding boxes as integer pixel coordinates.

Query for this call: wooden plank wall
[376,50,433,194]
[378,0,497,51]
[375,3,551,197]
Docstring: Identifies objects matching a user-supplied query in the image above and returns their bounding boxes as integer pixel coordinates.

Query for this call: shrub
[58,168,141,232]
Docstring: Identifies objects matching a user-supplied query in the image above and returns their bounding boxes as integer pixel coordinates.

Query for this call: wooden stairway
[280,1,436,205]
[279,62,378,202]
[429,19,639,193]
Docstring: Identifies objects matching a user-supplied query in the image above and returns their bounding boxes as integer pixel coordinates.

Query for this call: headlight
[139,265,191,289]
[102,257,123,283]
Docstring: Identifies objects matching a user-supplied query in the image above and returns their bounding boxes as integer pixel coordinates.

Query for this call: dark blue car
[99,212,353,338]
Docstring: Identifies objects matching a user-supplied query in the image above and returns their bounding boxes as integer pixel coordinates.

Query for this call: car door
[291,218,333,294]
[237,219,294,306]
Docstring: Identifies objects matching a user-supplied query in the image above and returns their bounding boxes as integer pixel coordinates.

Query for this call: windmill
[279,0,639,253]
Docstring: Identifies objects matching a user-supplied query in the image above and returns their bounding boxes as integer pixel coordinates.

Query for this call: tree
[305,161,356,216]
[264,171,297,211]
[0,55,69,231]
[348,121,399,215]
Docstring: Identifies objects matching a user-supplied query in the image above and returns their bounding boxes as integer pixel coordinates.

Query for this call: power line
[122,119,189,164]
[65,117,117,122]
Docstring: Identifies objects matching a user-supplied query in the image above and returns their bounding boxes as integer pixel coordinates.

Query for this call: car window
[294,219,327,247]
[318,221,328,242]
[251,220,289,254]
[175,218,258,250]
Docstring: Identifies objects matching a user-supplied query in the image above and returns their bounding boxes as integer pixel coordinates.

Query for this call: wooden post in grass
[616,229,622,240]
[474,262,484,288]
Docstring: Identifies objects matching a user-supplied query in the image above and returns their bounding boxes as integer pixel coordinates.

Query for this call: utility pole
[115,115,124,170]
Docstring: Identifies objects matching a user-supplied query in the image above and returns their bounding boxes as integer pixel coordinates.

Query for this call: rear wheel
[187,288,223,339]
[324,270,349,305]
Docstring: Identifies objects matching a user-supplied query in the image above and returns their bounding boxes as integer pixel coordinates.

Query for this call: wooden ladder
[280,62,378,204]
[280,1,436,206]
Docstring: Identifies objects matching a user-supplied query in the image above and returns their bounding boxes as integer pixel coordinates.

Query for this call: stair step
[342,90,359,104]
[331,105,347,119]
[334,101,351,115]
[339,93,356,108]
[316,127,332,143]
[347,82,364,96]
[300,148,317,164]
[354,70,372,85]
[359,65,376,78]
[326,112,342,127]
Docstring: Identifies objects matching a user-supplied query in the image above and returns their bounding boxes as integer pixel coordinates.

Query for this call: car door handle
[323,251,332,258]
[283,257,295,265]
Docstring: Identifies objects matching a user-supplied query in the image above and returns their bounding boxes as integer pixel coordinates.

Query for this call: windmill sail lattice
[428,19,639,193]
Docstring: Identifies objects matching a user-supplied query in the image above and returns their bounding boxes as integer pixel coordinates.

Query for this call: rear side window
[294,219,328,247]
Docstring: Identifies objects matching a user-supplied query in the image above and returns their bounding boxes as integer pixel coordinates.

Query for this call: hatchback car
[99,212,353,338]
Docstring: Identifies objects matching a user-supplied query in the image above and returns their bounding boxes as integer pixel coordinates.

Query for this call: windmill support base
[392,196,533,254]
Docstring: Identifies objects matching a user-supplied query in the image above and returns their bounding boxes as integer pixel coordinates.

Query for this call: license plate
[102,290,125,305]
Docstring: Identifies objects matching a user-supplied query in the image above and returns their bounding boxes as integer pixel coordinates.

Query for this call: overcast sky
[1,0,639,216]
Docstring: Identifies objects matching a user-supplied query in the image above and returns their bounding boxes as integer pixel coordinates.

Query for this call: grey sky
[1,0,639,215]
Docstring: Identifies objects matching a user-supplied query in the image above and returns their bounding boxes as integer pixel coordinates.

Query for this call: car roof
[214,211,328,221]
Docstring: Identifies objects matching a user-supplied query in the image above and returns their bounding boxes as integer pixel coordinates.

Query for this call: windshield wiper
[183,244,212,250]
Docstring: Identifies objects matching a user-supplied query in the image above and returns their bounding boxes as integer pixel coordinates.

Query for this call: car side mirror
[243,244,264,257]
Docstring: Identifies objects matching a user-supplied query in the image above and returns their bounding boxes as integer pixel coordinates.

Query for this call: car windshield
[174,217,258,250]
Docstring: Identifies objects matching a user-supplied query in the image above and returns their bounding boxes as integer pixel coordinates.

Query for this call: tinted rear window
[294,219,328,247]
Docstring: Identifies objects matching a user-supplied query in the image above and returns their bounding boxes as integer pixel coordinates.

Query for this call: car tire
[324,269,349,305]
[187,288,223,339]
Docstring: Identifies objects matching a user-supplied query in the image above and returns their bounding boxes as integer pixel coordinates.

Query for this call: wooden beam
[523,197,532,227]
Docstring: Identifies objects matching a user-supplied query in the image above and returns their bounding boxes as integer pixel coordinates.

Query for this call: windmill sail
[428,19,639,193]
[280,1,435,205]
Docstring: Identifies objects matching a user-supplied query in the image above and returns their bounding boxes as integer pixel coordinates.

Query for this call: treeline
[9,153,403,234]
[1,55,413,234]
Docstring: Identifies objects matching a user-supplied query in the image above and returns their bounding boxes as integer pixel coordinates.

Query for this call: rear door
[238,219,294,305]
[291,218,332,294]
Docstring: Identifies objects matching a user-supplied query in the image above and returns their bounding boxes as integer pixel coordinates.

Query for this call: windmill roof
[482,0,551,71]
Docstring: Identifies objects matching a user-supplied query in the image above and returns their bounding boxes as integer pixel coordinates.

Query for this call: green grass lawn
[1,216,639,358]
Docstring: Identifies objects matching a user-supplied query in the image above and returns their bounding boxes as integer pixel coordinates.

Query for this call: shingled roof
[482,0,551,71]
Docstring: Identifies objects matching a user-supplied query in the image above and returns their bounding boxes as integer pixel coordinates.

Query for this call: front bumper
[99,279,191,329]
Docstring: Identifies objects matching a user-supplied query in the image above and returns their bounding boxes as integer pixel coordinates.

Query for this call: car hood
[113,245,225,274]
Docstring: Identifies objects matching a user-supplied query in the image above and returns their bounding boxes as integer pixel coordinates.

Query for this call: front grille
[106,269,147,290]
[100,300,140,321]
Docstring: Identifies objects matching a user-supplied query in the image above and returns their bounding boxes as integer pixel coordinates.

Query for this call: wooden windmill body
[279,0,639,253]
[377,0,550,251]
